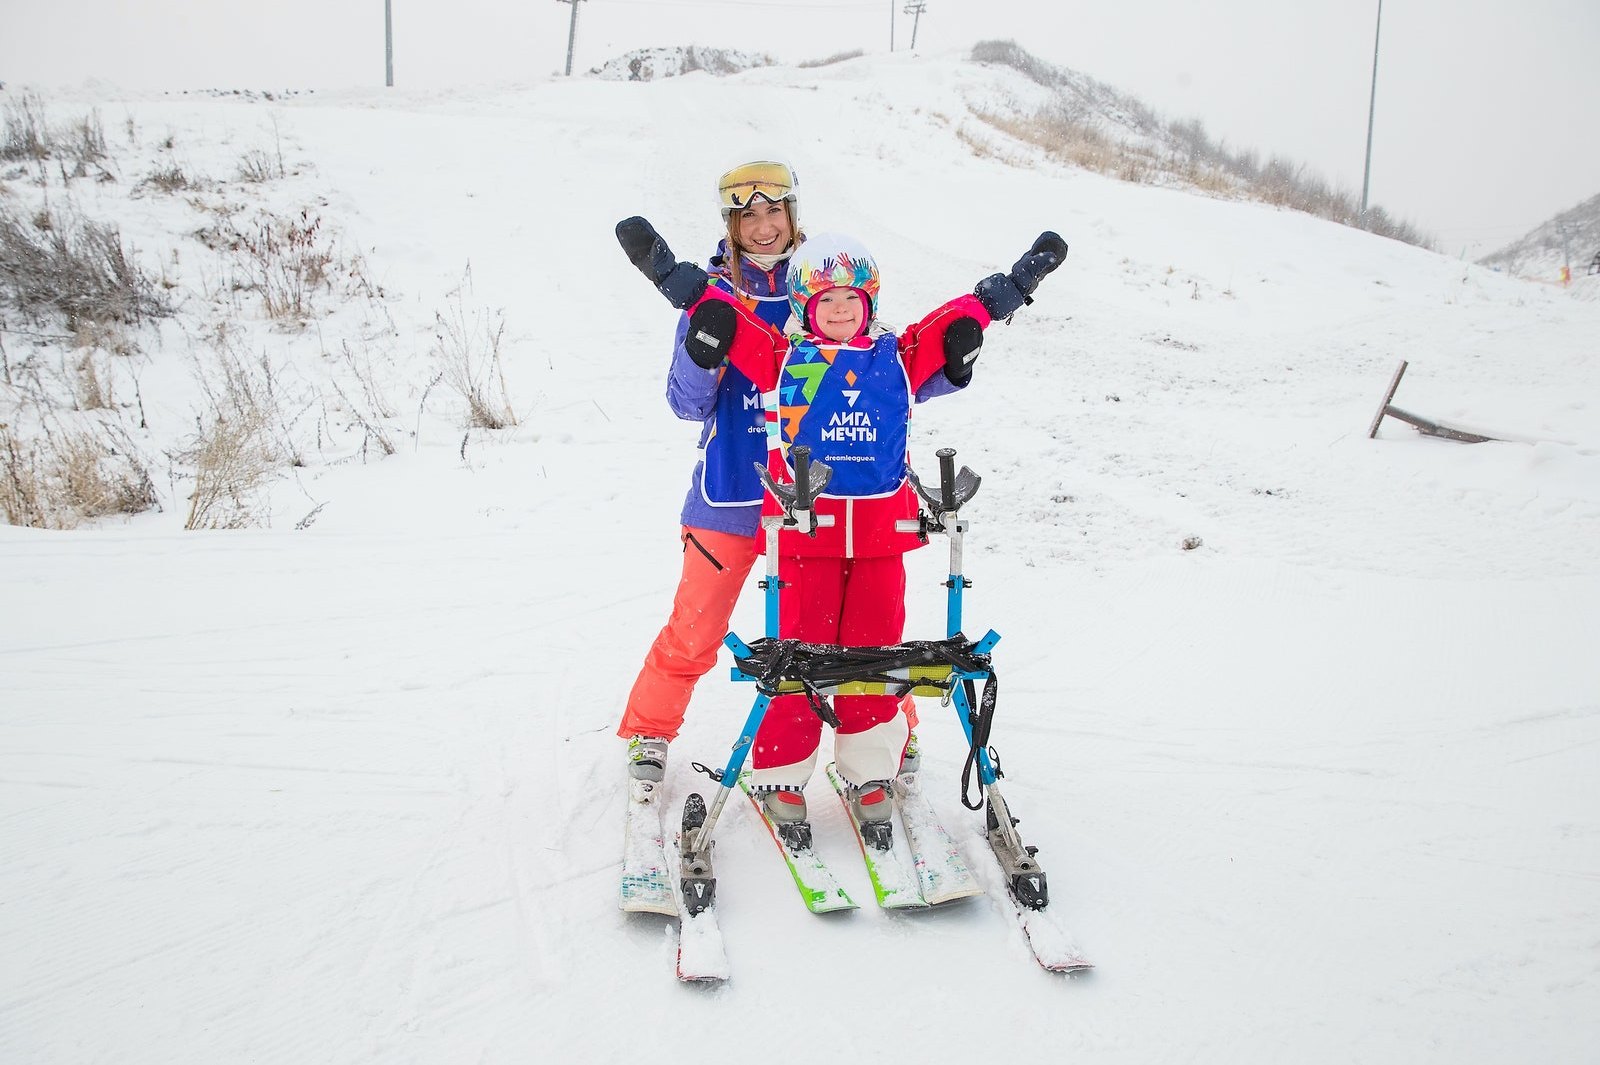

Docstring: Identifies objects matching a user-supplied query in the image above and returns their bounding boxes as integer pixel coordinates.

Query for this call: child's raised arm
[900,231,1069,389]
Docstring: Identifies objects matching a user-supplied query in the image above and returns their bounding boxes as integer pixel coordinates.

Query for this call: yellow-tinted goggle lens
[718,161,796,212]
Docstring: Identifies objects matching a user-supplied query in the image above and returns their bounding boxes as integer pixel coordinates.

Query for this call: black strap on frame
[734,634,1000,807]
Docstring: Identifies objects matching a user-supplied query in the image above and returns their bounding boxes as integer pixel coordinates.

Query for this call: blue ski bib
[700,362,765,506]
[698,273,791,507]
[778,334,909,498]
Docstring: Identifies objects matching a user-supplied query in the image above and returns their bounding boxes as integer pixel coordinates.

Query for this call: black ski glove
[942,315,983,385]
[615,216,710,309]
[683,299,737,370]
[974,231,1069,321]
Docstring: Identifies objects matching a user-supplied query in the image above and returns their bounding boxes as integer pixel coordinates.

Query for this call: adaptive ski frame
[678,446,1046,913]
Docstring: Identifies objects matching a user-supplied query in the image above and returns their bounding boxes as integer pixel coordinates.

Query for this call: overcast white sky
[3,0,1597,257]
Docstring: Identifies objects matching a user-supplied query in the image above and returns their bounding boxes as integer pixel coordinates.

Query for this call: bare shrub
[330,380,396,459]
[972,39,1065,87]
[1,418,157,528]
[1,92,51,161]
[229,209,335,323]
[236,148,282,183]
[798,50,865,68]
[432,293,516,430]
[138,163,190,194]
[179,335,290,529]
[65,110,108,167]
[50,423,156,521]
[973,105,1124,176]
[0,422,46,525]
[182,404,278,529]
[0,201,170,331]
[73,350,114,410]
[327,340,399,459]
[70,317,139,358]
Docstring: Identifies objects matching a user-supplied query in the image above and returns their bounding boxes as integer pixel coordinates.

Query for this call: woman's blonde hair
[723,199,801,296]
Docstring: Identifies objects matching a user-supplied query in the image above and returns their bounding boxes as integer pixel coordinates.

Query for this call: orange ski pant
[617,526,758,741]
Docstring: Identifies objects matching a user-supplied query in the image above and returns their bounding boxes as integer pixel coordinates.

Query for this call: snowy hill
[1479,189,1600,293]
[3,52,1599,1064]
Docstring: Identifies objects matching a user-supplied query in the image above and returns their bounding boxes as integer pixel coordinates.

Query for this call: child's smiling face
[811,287,865,343]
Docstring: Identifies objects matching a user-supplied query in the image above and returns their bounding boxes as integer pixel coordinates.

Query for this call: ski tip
[676,963,730,985]
[804,891,859,914]
[620,897,680,917]
[676,911,731,983]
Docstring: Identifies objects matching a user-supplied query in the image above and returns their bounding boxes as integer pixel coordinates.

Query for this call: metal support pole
[903,1,926,50]
[384,0,394,87]
[558,0,583,77]
[889,0,895,52]
[1359,0,1383,221]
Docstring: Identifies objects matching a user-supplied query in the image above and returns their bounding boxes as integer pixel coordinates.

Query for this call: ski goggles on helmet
[718,160,798,214]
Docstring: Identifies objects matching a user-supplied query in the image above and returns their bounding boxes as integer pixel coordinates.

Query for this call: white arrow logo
[843,390,861,407]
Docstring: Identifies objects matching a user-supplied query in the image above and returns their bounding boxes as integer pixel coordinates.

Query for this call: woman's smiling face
[735,197,793,255]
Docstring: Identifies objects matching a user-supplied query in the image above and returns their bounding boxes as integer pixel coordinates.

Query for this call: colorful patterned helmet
[786,233,880,333]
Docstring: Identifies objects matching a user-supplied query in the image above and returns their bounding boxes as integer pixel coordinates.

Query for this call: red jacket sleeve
[896,294,992,392]
[689,288,787,391]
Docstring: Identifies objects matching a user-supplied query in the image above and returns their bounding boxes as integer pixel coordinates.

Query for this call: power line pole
[1359,0,1382,222]
[557,0,585,77]
[904,1,927,50]
[384,0,394,87]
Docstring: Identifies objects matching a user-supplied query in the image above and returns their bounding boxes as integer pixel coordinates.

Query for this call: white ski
[893,770,985,906]
[674,896,730,983]
[619,778,676,916]
[1014,903,1094,973]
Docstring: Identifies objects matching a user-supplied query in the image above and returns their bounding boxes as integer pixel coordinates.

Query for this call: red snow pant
[617,526,758,741]
[750,553,912,790]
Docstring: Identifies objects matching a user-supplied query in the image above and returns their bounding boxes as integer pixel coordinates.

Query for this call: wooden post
[1368,359,1497,443]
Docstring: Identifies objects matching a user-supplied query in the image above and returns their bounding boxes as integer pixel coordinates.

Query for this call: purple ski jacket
[667,241,967,538]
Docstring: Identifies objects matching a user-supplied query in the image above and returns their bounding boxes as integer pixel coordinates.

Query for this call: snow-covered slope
[1479,189,1600,291]
[2,53,1598,1064]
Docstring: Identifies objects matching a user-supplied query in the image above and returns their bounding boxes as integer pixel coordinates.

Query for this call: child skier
[617,216,1065,850]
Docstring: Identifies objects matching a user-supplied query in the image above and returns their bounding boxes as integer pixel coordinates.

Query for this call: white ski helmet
[786,233,881,333]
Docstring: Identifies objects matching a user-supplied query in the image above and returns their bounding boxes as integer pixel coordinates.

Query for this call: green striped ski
[825,763,928,910]
[737,772,856,914]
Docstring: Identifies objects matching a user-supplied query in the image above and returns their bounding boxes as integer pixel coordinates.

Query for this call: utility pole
[904,1,927,50]
[557,0,585,77]
[1359,0,1382,222]
[384,0,394,87]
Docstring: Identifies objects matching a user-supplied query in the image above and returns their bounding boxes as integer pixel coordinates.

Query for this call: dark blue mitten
[974,231,1068,320]
[616,216,709,309]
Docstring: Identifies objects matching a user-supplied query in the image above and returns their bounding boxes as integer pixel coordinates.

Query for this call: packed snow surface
[3,54,1598,1063]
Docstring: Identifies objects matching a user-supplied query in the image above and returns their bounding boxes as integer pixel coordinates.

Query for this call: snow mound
[588,45,774,82]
